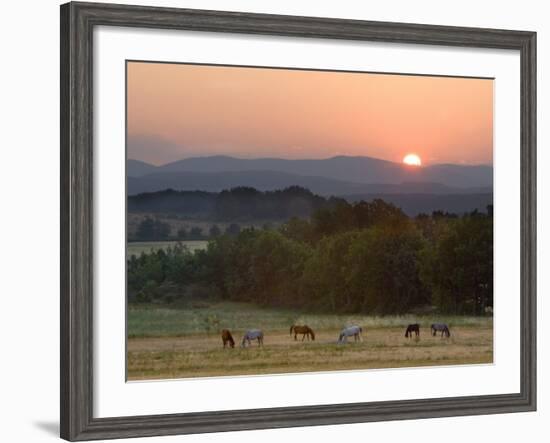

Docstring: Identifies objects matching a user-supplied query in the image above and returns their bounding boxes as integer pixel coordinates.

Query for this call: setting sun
[403,154,422,166]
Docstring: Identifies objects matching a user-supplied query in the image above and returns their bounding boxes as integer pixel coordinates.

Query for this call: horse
[405,323,420,338]
[431,323,451,337]
[241,329,264,347]
[289,324,315,341]
[338,325,363,343]
[221,329,235,348]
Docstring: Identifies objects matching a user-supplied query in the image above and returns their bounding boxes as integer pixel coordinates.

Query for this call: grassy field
[127,301,493,380]
[127,240,208,257]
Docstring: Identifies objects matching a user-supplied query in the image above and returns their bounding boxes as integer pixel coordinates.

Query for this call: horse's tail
[309,328,315,341]
[290,325,294,335]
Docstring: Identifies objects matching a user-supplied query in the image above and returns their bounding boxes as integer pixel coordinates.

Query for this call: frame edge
[60,2,537,440]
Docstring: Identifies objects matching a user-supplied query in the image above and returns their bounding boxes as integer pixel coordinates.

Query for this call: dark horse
[221,329,235,348]
[431,323,451,337]
[405,323,420,338]
[289,324,315,341]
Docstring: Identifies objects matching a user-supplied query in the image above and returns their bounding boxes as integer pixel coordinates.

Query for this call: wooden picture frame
[60,2,536,440]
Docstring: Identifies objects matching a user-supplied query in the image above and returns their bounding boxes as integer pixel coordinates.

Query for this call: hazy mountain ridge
[127,169,491,197]
[128,155,493,194]
[127,159,159,177]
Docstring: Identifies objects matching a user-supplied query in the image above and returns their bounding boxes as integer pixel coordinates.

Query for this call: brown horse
[221,329,235,348]
[405,323,420,338]
[290,325,315,341]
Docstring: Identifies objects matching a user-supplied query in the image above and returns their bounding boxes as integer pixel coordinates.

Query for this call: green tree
[225,223,241,237]
[135,217,171,241]
[279,217,313,243]
[209,224,221,238]
[346,223,428,314]
[189,226,203,239]
[419,214,493,314]
[300,231,359,311]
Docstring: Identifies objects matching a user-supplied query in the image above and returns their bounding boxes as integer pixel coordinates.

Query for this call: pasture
[127,301,493,380]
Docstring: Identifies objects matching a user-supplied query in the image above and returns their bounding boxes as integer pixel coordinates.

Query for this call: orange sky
[127,61,493,166]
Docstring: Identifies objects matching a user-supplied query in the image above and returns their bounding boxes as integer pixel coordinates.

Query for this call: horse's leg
[294,333,297,341]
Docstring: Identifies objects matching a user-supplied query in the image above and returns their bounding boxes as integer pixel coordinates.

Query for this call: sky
[127,61,493,166]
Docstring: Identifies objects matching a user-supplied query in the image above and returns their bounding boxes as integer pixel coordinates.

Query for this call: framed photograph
[60,1,536,441]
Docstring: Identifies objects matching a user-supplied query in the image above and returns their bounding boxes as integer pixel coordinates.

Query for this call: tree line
[128,186,342,220]
[128,199,493,315]
[131,217,243,241]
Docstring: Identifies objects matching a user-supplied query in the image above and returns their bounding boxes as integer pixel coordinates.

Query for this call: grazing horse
[290,325,315,341]
[221,329,235,348]
[405,323,420,338]
[338,325,363,343]
[241,329,264,347]
[431,323,451,337]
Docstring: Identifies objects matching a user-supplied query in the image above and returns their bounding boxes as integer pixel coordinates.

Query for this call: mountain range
[128,155,492,195]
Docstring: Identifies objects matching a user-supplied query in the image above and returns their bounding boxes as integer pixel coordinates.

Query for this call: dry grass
[127,326,493,380]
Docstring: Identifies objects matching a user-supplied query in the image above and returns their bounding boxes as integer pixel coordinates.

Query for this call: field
[127,240,208,257]
[127,301,493,380]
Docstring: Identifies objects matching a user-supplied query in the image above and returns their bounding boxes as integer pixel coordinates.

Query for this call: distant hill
[344,193,493,216]
[127,168,491,197]
[128,159,158,177]
[138,155,493,189]
[127,170,360,196]
[128,187,492,219]
[128,187,338,221]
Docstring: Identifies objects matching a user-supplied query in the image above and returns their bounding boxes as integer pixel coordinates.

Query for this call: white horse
[338,325,363,343]
[241,329,264,347]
